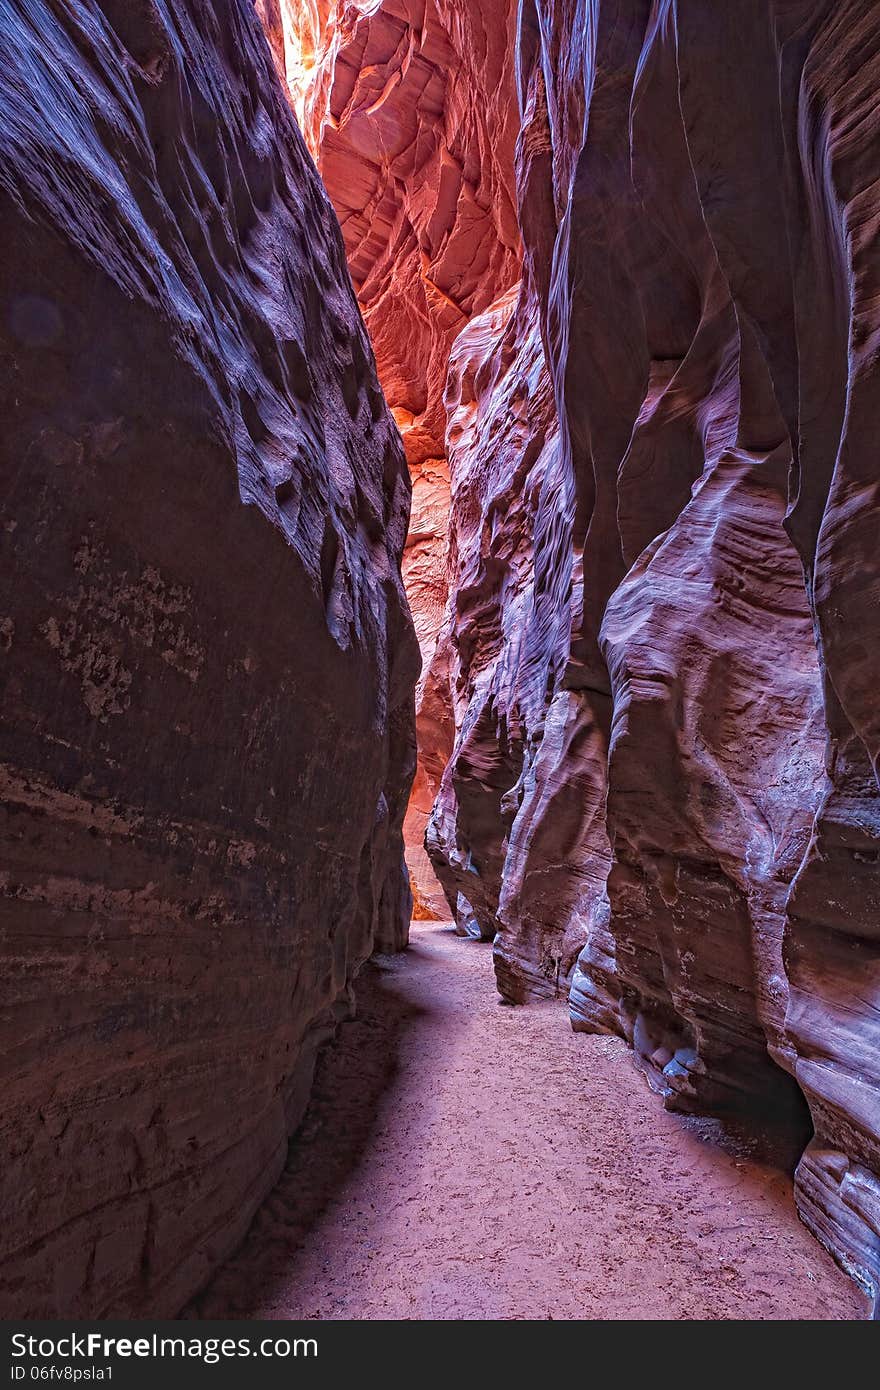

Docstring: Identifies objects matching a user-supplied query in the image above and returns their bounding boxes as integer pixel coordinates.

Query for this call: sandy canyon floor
[189,924,868,1320]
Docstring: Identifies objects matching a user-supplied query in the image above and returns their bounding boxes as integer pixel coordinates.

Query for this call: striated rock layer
[261,0,522,915]
[0,0,417,1316]
[424,0,880,1301]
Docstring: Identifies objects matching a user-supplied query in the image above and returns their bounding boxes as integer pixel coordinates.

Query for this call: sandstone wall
[0,0,417,1315]
[425,0,880,1301]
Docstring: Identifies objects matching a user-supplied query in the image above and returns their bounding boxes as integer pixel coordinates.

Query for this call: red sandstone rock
[309,0,521,465]
[401,453,453,917]
[425,284,601,992]
[0,0,417,1316]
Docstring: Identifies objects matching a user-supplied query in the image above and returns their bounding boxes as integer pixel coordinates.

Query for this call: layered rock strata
[0,0,417,1316]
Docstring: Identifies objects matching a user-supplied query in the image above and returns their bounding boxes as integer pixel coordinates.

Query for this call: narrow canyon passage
[5,0,880,1323]
[189,926,867,1321]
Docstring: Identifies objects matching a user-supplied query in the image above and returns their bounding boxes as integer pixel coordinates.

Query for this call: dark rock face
[0,0,417,1316]
[424,0,880,1300]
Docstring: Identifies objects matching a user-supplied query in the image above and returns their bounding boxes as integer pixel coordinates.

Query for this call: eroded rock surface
[0,0,417,1316]
[423,0,880,1302]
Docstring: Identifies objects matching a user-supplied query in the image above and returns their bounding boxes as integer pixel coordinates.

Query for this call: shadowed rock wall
[0,0,417,1316]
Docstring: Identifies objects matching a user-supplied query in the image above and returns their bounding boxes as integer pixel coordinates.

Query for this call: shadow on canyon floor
[182,945,429,1320]
[186,924,867,1320]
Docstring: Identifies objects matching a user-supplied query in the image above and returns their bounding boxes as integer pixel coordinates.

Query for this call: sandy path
[189,923,867,1320]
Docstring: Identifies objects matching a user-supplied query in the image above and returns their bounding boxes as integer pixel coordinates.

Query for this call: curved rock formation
[422,0,880,1302]
[0,0,417,1316]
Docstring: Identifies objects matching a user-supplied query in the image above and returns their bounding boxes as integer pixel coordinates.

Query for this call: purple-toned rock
[425,0,880,1301]
[0,0,417,1316]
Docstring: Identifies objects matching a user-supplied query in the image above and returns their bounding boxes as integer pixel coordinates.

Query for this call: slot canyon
[1,0,879,1321]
